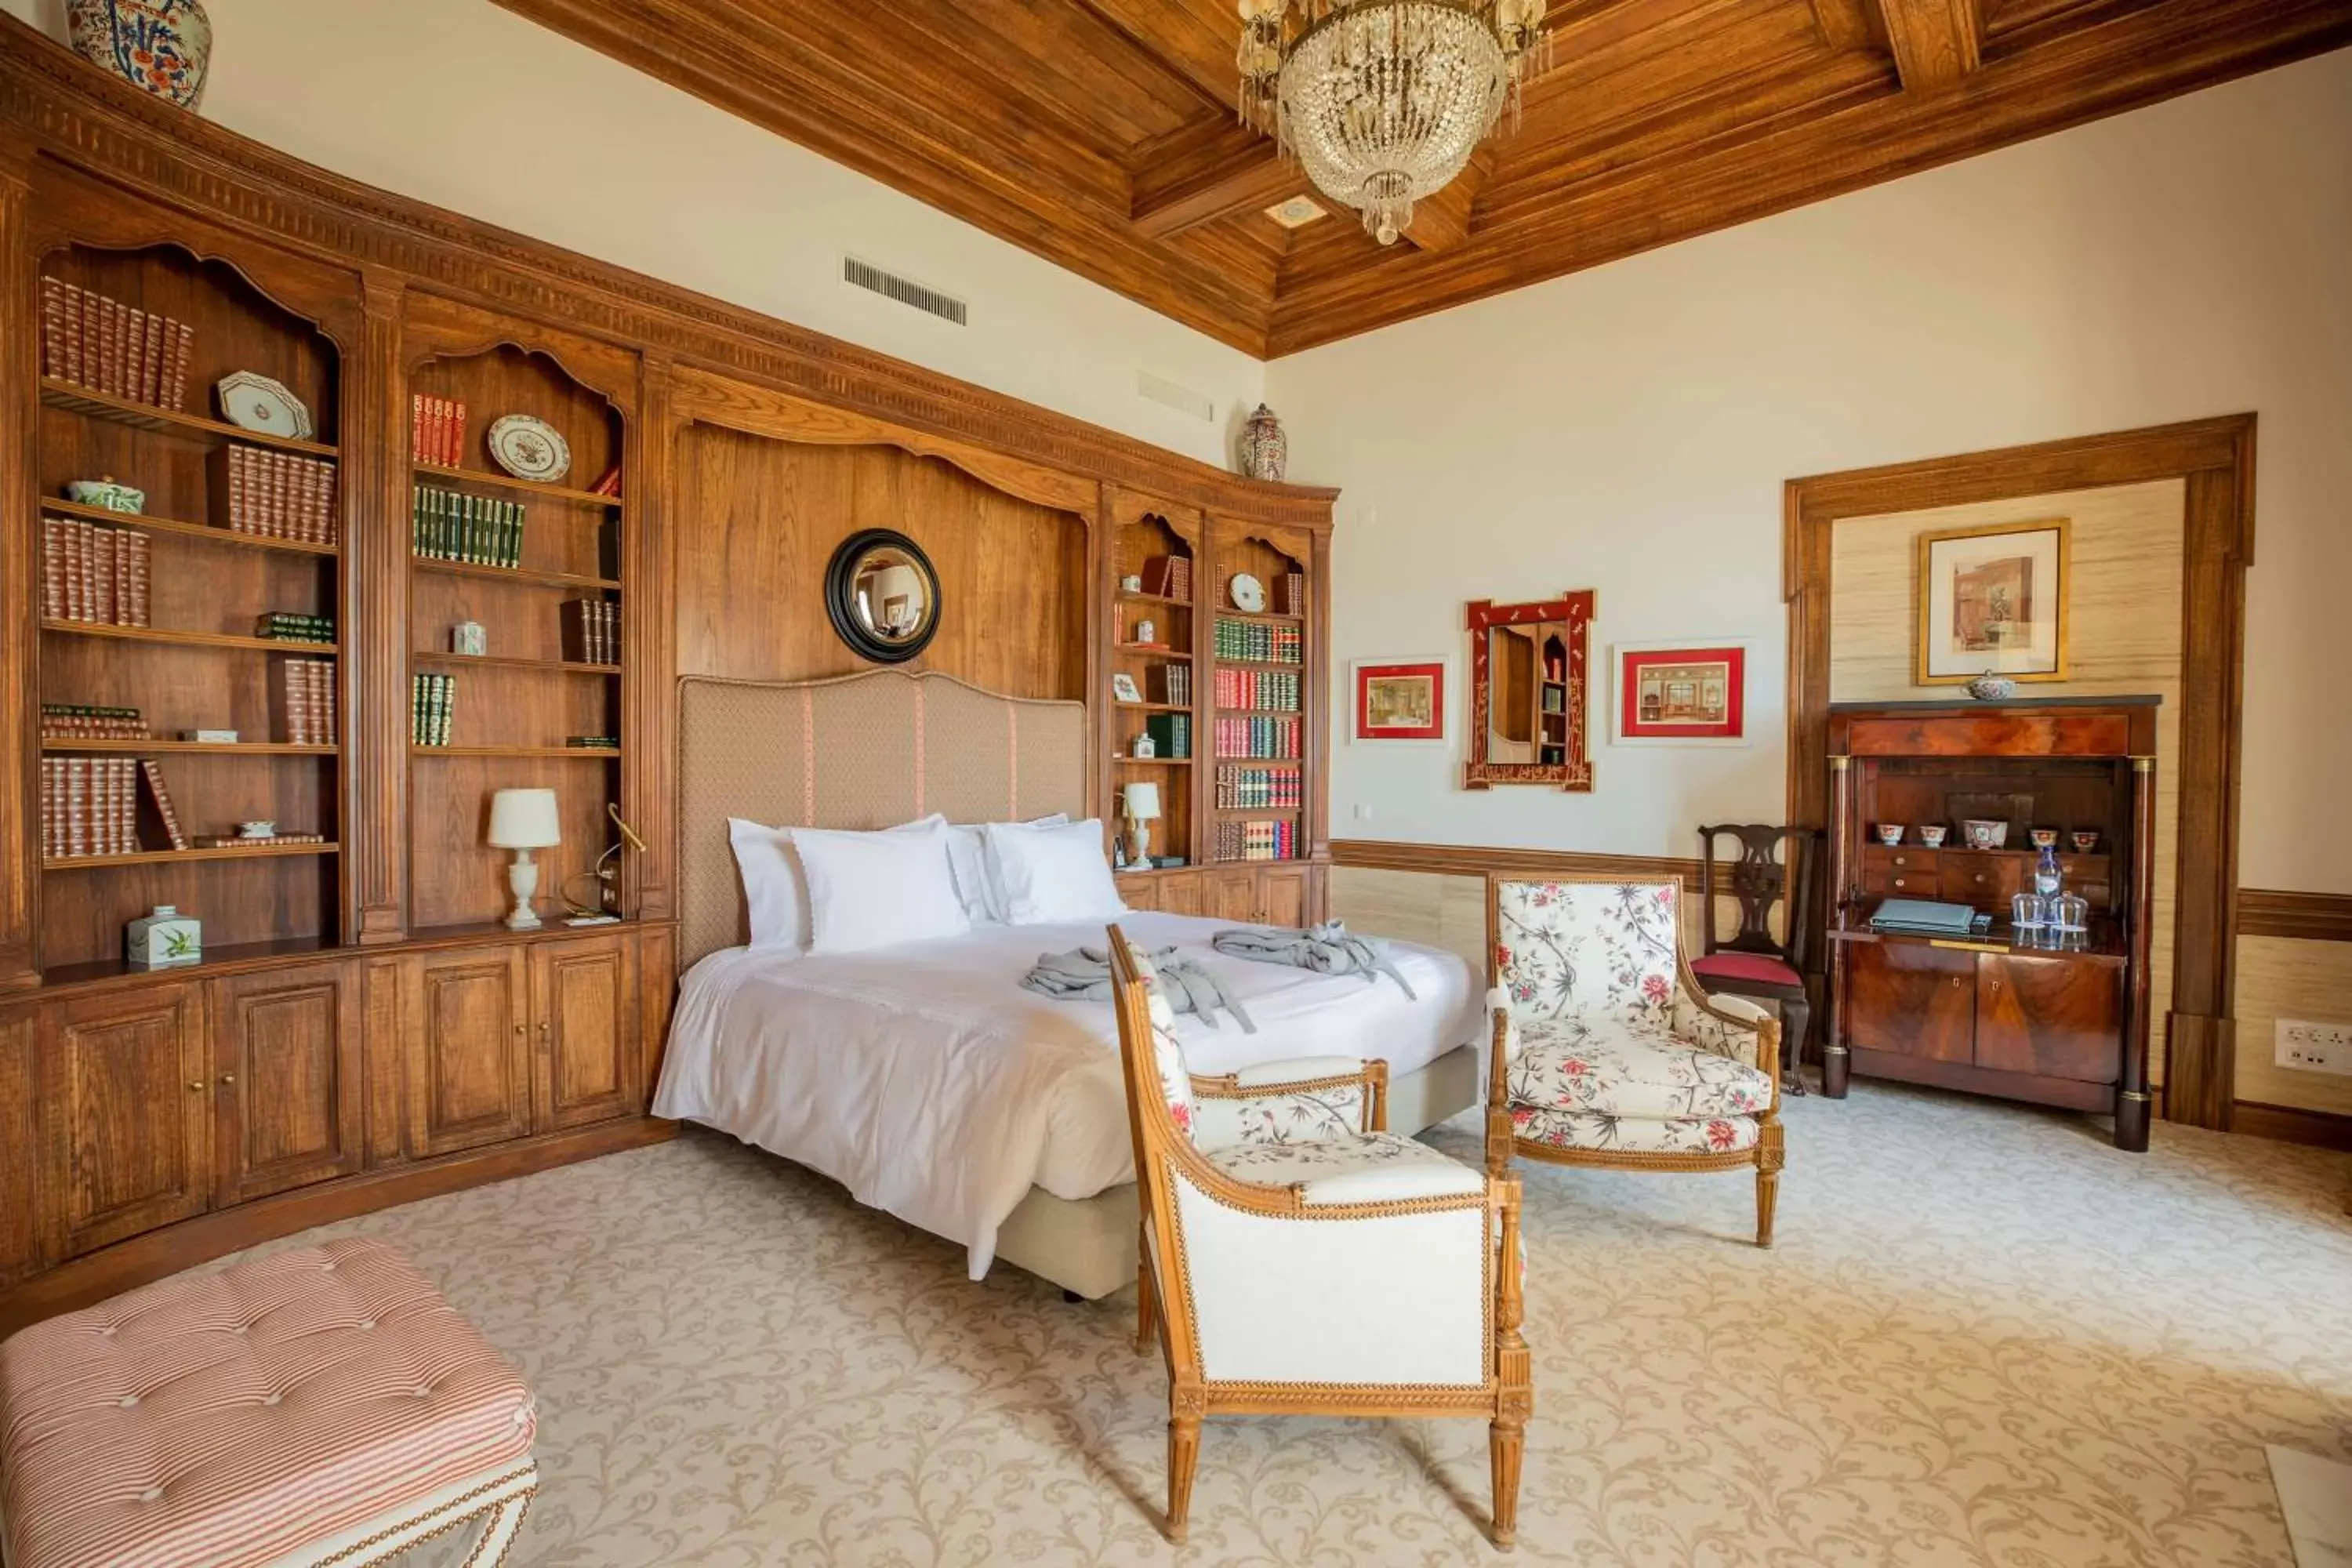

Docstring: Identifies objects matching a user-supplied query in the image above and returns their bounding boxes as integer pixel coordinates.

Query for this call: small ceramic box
[126,905,201,968]
[452,621,488,656]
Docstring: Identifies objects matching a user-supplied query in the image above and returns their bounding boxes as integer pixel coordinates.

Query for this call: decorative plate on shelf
[1229,572,1267,613]
[486,415,572,483]
[216,372,314,441]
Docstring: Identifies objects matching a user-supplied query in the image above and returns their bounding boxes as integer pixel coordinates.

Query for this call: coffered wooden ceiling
[497,0,2352,357]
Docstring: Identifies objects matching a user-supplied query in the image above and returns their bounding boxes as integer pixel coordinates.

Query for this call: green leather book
[1869,898,1980,936]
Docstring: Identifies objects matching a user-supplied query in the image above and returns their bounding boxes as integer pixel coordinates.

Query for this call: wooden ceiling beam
[1870,0,1983,91]
[1130,118,1308,238]
[1398,148,1495,253]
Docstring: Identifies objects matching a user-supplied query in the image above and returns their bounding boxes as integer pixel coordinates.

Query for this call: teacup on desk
[1918,826,1948,848]
[1875,824,1904,847]
[2029,828,2060,850]
[2071,829,2101,853]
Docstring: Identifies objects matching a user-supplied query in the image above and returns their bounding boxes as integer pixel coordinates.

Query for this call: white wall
[2,0,1264,467]
[1271,48,2352,897]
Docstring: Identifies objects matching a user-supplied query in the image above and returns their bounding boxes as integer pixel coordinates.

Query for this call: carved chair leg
[1755,1117,1786,1247]
[1780,994,1810,1096]
[1490,1417,1526,1552]
[1134,1250,1156,1356]
[1167,1411,1203,1544]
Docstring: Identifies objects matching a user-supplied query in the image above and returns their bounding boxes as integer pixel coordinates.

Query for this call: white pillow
[947,813,1069,924]
[982,818,1127,926]
[728,813,943,951]
[795,820,971,954]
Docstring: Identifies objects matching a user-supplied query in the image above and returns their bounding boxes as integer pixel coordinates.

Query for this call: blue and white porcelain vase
[67,0,212,111]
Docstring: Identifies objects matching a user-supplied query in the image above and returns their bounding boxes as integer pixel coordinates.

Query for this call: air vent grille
[1137,371,1214,423]
[843,257,967,325]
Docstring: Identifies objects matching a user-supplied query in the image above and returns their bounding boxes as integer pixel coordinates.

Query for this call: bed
[661,670,1486,1298]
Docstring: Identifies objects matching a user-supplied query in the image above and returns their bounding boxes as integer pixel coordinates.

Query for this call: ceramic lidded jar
[1239,403,1288,483]
[126,904,202,968]
[67,0,213,110]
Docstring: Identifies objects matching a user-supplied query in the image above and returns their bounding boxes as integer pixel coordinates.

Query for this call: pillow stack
[728,811,1125,956]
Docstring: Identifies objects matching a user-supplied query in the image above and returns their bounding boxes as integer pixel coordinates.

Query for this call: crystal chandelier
[1239,0,1547,245]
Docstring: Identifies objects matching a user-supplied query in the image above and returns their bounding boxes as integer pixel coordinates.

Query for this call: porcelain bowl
[1961,818,2009,851]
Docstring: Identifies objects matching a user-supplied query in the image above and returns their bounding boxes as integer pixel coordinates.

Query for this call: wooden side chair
[1692,823,1818,1094]
[1486,875,1786,1245]
[1108,926,1533,1550]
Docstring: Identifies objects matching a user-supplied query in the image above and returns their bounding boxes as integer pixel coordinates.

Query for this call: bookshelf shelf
[409,652,620,676]
[41,740,336,756]
[1116,590,1190,608]
[1217,706,1302,718]
[1115,700,1189,713]
[42,498,339,557]
[412,557,622,592]
[1218,656,1303,671]
[42,379,340,458]
[1116,643,1189,657]
[46,842,339,870]
[1216,606,1305,626]
[412,461,621,510]
[42,620,339,656]
[411,745,622,760]
[1115,755,1195,767]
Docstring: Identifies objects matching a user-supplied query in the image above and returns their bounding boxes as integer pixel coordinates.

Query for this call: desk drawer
[1864,866,1941,898]
[1942,852,2020,905]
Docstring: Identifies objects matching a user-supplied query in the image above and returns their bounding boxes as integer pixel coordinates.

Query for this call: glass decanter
[2034,844,2063,902]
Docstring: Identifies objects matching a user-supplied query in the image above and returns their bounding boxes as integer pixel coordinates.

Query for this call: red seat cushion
[1691,951,1802,989]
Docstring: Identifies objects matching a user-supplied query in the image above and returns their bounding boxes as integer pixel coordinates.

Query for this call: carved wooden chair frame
[1109,927,1533,1549]
[1485,873,1788,1246]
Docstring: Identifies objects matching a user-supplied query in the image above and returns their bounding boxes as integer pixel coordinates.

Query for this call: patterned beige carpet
[239,1086,2349,1567]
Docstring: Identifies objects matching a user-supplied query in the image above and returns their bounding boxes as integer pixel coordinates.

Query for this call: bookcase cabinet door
[533,933,640,1132]
[42,983,211,1258]
[1260,867,1311,930]
[406,948,532,1157]
[1210,869,1264,924]
[0,1014,45,1288]
[210,961,362,1206]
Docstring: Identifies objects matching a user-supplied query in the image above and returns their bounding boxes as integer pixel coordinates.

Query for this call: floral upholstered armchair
[1487,877,1786,1246]
[1108,927,1532,1550]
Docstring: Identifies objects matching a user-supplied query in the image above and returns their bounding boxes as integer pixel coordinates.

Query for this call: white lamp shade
[487,788,562,849]
[1122,782,1162,820]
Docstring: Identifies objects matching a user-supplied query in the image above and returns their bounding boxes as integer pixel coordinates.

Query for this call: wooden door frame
[1783,414,2255,1130]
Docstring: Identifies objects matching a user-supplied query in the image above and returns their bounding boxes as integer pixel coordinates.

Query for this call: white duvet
[652,912,1480,1278]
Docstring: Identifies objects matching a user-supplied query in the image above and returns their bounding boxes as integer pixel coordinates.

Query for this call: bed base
[996,1041,1483,1301]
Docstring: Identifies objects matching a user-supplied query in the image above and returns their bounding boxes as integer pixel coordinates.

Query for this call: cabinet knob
[1893,877,1907,889]
[1974,873,1988,884]
[187,1080,204,1094]
[1893,855,1908,866]
[1951,976,1962,987]
[514,1023,525,1036]
[218,1073,235,1086]
[538,1021,550,1038]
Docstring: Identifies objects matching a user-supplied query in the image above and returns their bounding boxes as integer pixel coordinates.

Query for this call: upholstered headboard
[676,670,1091,965]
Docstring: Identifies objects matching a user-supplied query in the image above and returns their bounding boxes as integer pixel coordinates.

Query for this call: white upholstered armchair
[1487,876,1786,1245]
[1108,927,1531,1549]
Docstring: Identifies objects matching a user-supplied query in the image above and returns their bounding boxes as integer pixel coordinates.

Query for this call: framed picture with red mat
[1613,642,1748,746]
[1352,658,1447,744]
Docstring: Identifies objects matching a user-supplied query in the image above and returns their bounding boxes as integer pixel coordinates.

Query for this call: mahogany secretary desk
[1822,699,2158,1151]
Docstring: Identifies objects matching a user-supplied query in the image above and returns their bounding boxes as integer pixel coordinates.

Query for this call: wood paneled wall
[675,424,1088,699]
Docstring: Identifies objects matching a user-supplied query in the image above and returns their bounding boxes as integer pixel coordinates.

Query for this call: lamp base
[504,849,543,930]
[1123,818,1152,869]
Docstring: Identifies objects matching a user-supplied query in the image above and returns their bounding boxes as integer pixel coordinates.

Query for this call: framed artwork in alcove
[1914,518,2071,684]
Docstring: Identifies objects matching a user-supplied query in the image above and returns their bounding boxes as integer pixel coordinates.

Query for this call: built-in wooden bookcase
[1105,498,1327,927]
[1109,503,1199,871]
[405,342,626,931]
[34,243,344,972]
[1207,524,1310,871]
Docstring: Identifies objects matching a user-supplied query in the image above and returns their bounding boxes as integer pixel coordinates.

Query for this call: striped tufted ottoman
[0,1238,537,1568]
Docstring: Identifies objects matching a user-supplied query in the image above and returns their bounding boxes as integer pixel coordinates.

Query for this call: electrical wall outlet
[2274,1018,2352,1076]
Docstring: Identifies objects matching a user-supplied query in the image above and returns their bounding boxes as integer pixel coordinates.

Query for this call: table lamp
[487,788,561,930]
[1121,781,1161,869]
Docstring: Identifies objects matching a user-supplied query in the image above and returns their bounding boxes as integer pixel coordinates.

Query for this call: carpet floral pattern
[222,1085,2350,1566]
